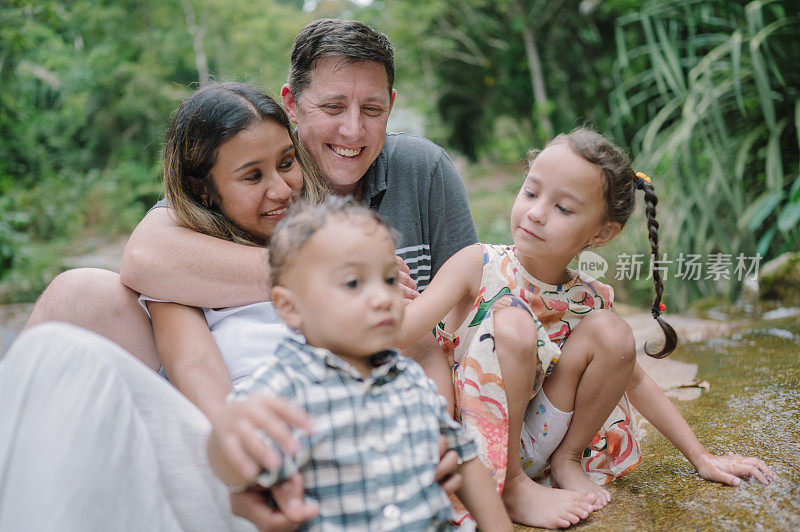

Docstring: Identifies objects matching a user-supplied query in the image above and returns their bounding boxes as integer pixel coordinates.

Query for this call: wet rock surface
[516,311,800,531]
[759,252,800,306]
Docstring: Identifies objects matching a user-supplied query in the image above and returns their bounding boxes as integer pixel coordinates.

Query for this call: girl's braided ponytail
[637,175,677,358]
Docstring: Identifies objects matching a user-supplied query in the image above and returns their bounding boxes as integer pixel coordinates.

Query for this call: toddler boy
[207,197,511,531]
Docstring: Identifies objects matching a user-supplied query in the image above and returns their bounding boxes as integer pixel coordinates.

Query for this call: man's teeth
[262,208,286,216]
[331,146,362,157]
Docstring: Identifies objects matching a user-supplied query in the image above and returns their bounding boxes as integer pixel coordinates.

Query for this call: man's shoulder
[380,133,462,189]
[383,132,446,163]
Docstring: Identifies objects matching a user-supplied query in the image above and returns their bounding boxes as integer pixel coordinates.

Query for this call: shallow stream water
[516,314,800,530]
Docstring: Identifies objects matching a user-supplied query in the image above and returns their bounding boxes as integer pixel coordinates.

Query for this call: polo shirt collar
[359,134,388,208]
[284,338,407,383]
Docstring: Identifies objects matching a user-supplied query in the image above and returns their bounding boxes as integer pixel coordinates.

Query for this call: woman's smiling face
[209,119,302,241]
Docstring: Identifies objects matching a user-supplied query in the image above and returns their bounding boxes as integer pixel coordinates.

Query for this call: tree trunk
[180,0,209,84]
[516,0,553,138]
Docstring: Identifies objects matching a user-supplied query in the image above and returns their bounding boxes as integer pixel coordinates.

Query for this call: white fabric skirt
[0,322,253,531]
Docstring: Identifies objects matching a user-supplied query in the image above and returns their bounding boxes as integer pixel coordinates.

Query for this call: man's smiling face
[283,56,395,196]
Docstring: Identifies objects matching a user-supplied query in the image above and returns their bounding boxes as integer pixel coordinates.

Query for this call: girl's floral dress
[436,244,641,525]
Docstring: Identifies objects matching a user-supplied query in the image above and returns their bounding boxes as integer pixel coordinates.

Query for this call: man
[26,18,477,530]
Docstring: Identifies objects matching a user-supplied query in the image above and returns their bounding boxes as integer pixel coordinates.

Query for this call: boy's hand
[694,452,776,486]
[208,393,312,487]
[396,256,419,301]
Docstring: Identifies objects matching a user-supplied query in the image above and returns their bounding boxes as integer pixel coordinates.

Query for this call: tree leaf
[766,118,788,192]
[777,200,800,232]
[740,191,784,232]
[757,226,777,257]
[731,30,745,115]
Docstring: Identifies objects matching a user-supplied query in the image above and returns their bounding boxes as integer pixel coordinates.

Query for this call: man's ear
[388,88,396,115]
[281,85,298,123]
[271,285,303,331]
[590,221,622,247]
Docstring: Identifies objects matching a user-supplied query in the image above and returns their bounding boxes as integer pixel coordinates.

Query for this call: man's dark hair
[288,18,395,99]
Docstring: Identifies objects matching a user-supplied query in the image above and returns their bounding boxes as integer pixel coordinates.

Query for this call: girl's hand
[396,255,419,301]
[208,393,312,487]
[694,452,776,486]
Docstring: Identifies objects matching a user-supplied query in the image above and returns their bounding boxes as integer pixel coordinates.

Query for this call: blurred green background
[1,0,798,309]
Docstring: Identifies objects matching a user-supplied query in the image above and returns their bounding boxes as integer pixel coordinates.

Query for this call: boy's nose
[369,287,393,310]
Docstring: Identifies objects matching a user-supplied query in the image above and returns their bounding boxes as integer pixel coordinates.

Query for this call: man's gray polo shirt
[361,133,478,290]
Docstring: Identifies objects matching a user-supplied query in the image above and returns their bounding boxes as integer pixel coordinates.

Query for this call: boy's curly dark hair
[269,195,398,289]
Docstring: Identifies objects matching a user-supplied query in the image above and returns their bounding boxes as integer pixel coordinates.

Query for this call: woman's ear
[271,286,303,331]
[186,176,209,206]
[590,221,622,247]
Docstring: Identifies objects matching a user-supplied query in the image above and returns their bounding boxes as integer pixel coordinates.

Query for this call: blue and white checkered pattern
[231,338,477,531]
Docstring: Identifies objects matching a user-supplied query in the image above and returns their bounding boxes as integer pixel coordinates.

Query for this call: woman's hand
[229,476,319,532]
[693,452,776,486]
[207,393,312,488]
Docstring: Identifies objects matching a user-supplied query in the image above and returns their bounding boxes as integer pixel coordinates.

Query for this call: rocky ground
[0,236,127,355]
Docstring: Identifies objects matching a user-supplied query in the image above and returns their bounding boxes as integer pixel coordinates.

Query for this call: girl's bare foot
[502,471,596,528]
[549,453,611,510]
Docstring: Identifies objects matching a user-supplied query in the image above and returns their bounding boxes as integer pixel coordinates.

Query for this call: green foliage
[3,0,798,310]
[361,0,798,308]
[362,0,642,161]
[610,0,800,303]
[0,0,311,301]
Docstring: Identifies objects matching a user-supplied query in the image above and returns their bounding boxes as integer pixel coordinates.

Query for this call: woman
[0,83,327,531]
[141,82,326,428]
[1,83,460,531]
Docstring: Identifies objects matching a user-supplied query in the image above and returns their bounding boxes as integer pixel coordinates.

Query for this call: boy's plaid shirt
[230,338,477,531]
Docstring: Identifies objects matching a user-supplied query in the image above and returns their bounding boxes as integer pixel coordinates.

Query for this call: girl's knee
[579,310,636,364]
[493,306,539,359]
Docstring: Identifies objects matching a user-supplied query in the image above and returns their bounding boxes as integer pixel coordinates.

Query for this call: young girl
[396,128,775,529]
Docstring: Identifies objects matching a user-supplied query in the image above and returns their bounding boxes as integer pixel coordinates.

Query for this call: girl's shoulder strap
[474,243,516,273]
[479,243,514,258]
[576,270,615,308]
